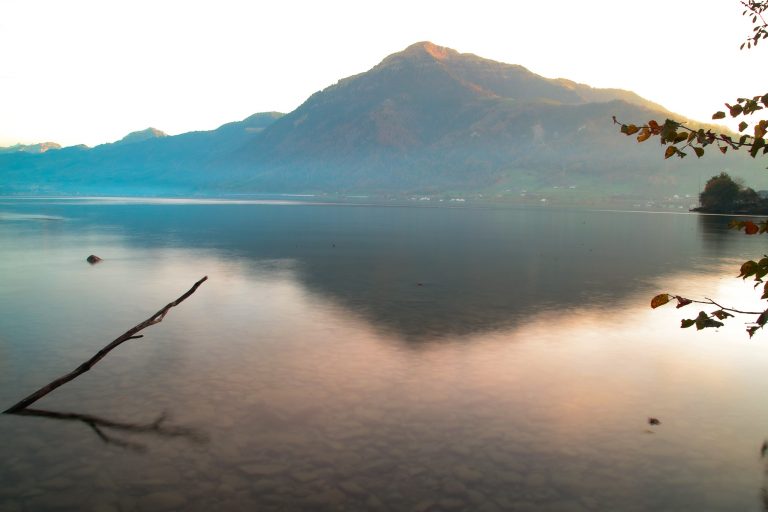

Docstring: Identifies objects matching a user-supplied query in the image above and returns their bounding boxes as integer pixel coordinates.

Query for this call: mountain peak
[401,41,456,61]
[115,127,168,145]
[377,41,462,69]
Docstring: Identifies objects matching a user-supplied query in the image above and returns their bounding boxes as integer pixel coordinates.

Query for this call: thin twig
[2,276,208,414]
[703,296,763,315]
[13,407,208,451]
[676,295,762,315]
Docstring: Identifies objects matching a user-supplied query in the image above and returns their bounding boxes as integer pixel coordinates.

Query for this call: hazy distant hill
[0,142,61,154]
[113,127,168,145]
[0,112,283,195]
[1,42,763,198]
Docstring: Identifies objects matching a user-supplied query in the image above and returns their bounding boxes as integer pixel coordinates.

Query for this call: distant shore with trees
[692,172,768,215]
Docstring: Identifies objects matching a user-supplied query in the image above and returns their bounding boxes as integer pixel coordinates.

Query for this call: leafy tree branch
[612,93,768,162]
[615,2,768,162]
[742,0,768,49]
[651,221,768,338]
[617,2,768,337]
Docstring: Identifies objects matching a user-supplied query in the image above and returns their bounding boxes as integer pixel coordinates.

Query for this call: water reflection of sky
[2,201,768,511]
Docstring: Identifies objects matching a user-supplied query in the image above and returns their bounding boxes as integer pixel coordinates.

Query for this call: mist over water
[2,198,768,511]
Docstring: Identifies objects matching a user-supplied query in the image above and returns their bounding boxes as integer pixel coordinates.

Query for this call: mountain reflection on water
[0,200,747,342]
[3,199,768,512]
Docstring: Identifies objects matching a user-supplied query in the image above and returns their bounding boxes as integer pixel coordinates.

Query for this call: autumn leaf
[651,293,672,309]
[740,260,759,278]
[694,311,723,330]
[744,221,760,235]
[756,122,767,139]
[660,120,680,143]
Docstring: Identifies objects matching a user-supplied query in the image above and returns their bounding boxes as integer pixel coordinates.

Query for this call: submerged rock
[339,480,367,497]
[136,492,187,511]
[412,499,436,512]
[453,464,484,483]
[238,462,288,477]
[438,497,466,510]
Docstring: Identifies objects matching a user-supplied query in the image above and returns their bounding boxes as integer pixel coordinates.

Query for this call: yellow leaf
[756,122,767,140]
[664,146,677,159]
[651,294,672,309]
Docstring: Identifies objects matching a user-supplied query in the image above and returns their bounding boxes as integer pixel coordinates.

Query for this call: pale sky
[0,0,764,147]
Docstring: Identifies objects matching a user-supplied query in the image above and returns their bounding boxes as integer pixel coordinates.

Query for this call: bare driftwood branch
[14,408,208,452]
[3,276,208,414]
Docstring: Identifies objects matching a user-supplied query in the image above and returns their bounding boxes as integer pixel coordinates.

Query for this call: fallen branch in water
[13,408,208,452]
[3,276,208,414]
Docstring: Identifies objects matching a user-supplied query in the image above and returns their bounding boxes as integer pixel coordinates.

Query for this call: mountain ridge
[0,142,62,154]
[113,127,168,146]
[1,42,761,199]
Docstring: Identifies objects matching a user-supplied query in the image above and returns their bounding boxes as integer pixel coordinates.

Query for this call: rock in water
[86,255,102,264]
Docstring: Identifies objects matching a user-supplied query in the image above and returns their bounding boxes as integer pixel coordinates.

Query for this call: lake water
[2,198,768,511]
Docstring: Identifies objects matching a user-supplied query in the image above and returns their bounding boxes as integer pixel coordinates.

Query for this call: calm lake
[2,198,768,512]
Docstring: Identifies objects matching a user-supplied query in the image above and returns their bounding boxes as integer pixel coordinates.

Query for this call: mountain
[240,42,759,196]
[0,112,283,195]
[1,42,762,199]
[0,142,61,154]
[114,127,168,145]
